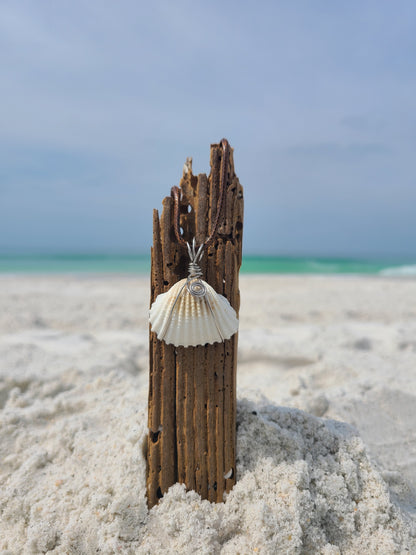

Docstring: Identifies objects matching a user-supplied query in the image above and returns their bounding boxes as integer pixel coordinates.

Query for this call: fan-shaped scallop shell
[149,278,239,347]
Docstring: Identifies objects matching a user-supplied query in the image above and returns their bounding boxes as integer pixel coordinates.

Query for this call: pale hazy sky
[1,1,415,257]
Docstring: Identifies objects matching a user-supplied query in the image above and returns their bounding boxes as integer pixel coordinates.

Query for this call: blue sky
[1,0,415,257]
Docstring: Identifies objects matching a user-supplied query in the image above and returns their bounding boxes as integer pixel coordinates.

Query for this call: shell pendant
[149,241,239,347]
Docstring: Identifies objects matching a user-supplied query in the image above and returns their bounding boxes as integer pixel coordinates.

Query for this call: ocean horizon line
[0,252,415,276]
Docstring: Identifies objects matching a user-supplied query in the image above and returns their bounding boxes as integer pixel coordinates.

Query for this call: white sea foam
[380,264,416,276]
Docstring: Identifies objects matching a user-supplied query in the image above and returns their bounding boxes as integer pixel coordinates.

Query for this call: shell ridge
[201,295,214,344]
[200,287,216,344]
[204,293,224,342]
[216,294,238,336]
[149,277,239,347]
[158,280,187,342]
[198,294,212,345]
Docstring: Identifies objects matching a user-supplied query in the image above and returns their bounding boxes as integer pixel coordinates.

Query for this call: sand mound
[0,370,412,554]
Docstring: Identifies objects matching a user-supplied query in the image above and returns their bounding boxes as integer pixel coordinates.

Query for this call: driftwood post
[147,140,244,508]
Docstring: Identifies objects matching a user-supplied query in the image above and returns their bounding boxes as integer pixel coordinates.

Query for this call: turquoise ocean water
[0,253,415,275]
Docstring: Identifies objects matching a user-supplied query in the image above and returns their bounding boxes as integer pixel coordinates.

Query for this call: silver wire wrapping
[186,239,206,297]
[149,236,239,346]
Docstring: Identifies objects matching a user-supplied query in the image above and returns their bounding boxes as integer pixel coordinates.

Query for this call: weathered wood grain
[146,140,244,508]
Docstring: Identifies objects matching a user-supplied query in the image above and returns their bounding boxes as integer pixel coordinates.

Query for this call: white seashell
[149,278,239,347]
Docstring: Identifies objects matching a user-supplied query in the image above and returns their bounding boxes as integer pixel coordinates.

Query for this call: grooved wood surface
[146,141,244,508]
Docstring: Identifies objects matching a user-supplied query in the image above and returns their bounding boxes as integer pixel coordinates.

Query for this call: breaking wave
[379,264,416,277]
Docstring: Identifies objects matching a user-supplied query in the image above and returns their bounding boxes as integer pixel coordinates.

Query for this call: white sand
[0,275,415,553]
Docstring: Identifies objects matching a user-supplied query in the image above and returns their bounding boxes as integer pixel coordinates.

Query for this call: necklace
[149,139,239,347]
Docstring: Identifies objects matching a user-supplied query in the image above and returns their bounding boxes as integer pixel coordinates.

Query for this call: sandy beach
[1,274,415,553]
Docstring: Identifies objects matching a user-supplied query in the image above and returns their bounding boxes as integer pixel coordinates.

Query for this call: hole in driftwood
[150,430,161,443]
[156,487,163,499]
